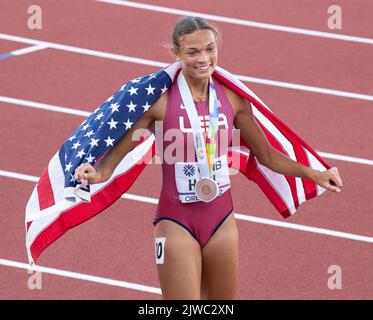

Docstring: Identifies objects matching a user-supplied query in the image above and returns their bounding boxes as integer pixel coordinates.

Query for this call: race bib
[175,154,231,203]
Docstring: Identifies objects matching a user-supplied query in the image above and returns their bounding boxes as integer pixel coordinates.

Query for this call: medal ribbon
[177,72,219,180]
[206,78,219,176]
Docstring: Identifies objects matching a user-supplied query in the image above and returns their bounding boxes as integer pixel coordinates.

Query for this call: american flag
[25,62,330,264]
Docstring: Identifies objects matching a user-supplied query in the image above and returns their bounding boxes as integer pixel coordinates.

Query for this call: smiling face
[173,29,218,81]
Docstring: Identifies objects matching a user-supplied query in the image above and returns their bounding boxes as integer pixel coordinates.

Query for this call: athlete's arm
[223,86,343,192]
[75,93,167,184]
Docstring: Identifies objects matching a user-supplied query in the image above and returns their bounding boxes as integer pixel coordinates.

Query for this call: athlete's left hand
[313,166,343,192]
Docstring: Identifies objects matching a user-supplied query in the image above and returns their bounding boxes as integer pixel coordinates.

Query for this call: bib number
[175,154,231,203]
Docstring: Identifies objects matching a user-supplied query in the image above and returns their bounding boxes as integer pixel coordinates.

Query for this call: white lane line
[0,33,166,68]
[238,74,373,101]
[0,96,90,117]
[123,193,158,204]
[96,0,373,46]
[2,169,373,244]
[234,214,373,244]
[11,44,48,56]
[1,95,372,166]
[317,151,373,166]
[0,170,39,183]
[0,258,161,295]
[1,33,373,102]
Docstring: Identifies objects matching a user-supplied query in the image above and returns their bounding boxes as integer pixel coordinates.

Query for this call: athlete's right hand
[74,163,101,184]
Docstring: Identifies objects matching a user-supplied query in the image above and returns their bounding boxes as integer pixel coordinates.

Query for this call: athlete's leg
[154,219,202,299]
[200,214,239,300]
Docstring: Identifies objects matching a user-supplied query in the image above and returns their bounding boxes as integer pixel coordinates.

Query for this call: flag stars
[161,85,168,94]
[127,86,138,96]
[65,162,73,172]
[68,135,76,142]
[123,118,133,130]
[142,102,151,112]
[126,101,137,112]
[70,173,76,183]
[72,141,81,150]
[76,148,86,159]
[145,84,156,95]
[84,130,94,138]
[89,138,100,147]
[109,102,120,113]
[104,136,115,147]
[86,154,95,163]
[62,72,175,189]
[95,112,104,121]
[107,118,118,129]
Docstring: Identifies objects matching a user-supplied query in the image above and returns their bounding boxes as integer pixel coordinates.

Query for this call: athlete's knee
[201,278,237,300]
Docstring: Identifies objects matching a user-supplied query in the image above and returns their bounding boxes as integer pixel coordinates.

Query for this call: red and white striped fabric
[25,62,330,264]
[25,137,155,264]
